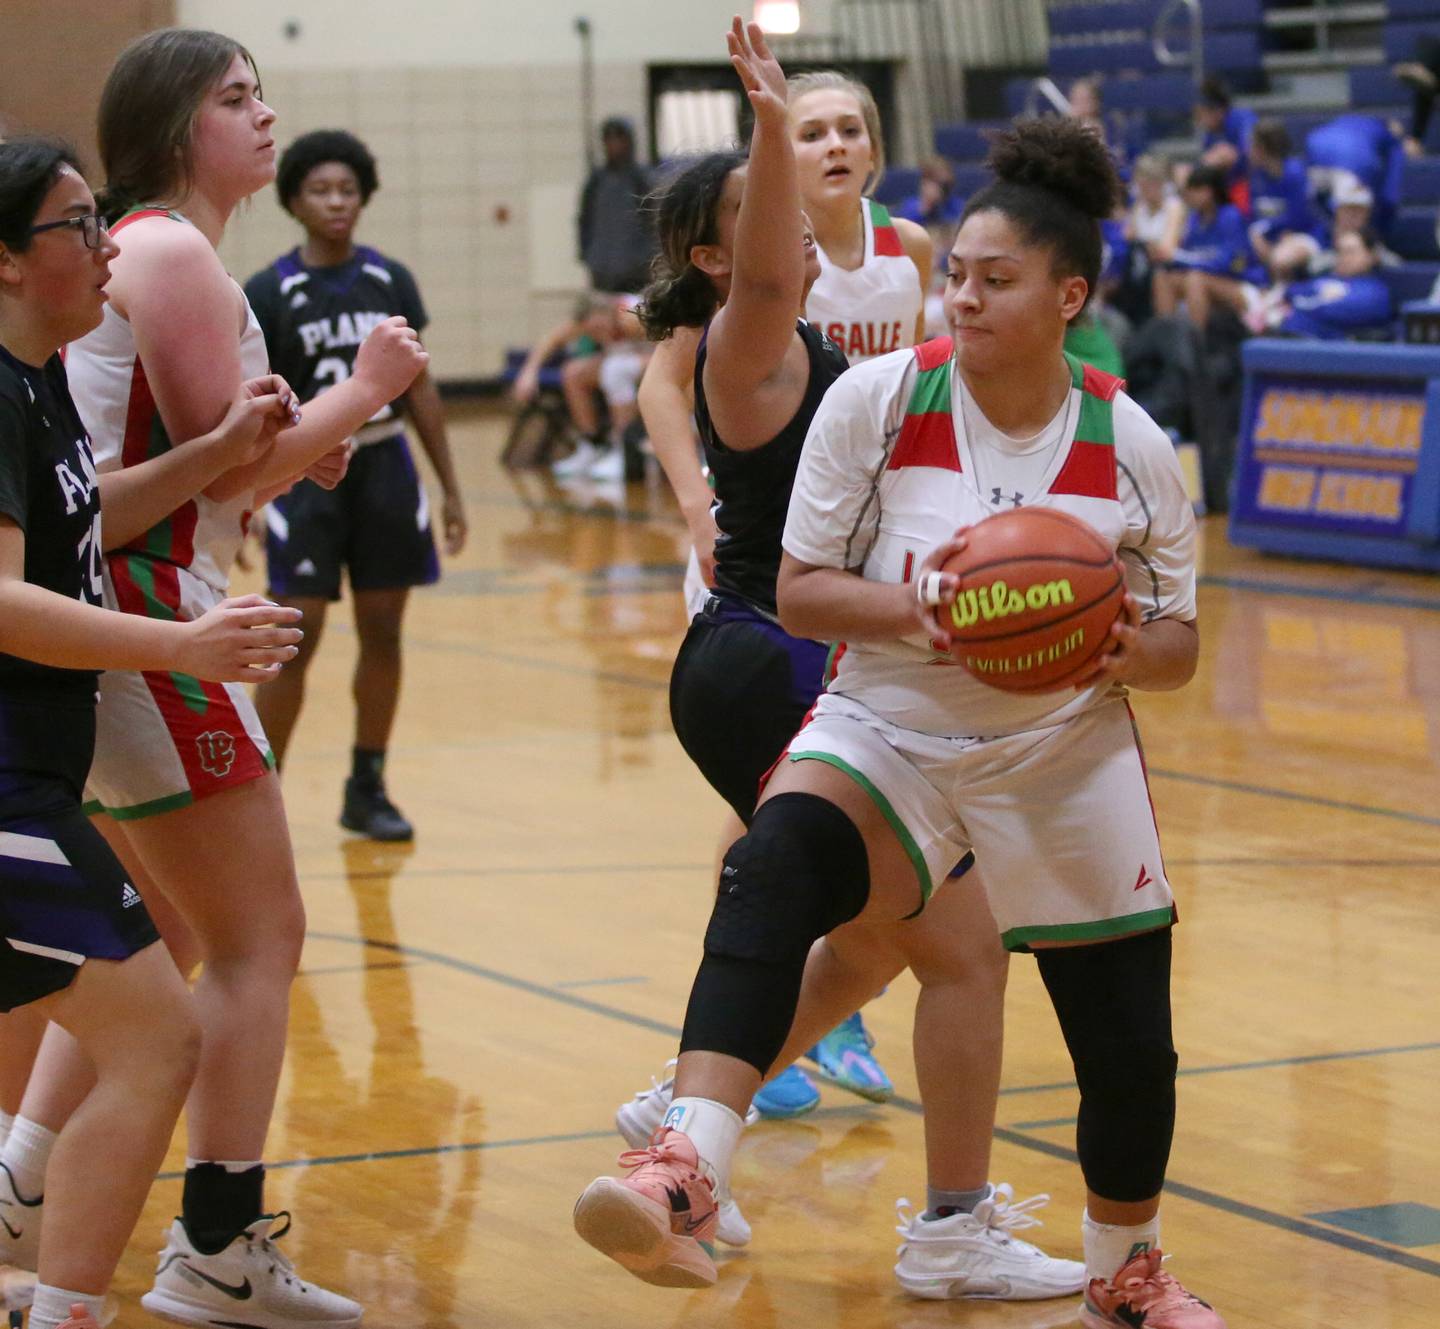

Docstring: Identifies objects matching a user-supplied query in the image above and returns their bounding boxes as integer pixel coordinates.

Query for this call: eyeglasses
[28,213,108,250]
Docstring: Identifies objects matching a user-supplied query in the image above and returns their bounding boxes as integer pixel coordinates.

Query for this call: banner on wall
[1229,342,1440,572]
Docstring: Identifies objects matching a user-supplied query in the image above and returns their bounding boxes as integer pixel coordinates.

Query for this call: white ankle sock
[1,1116,56,1199]
[27,1283,105,1329]
[0,1110,14,1152]
[661,1096,743,1192]
[1083,1210,1161,1283]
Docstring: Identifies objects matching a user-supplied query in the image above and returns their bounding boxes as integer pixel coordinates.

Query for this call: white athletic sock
[0,1109,14,1152]
[660,1096,743,1194]
[184,1158,263,1175]
[26,1282,106,1329]
[1083,1210,1161,1284]
[1,1115,56,1199]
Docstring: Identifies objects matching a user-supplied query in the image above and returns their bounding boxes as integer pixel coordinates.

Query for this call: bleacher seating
[919,0,1440,333]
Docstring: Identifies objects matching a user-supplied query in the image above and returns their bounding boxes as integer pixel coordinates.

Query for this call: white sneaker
[141,1214,362,1327]
[585,446,626,481]
[614,1061,755,1247]
[0,1162,41,1271]
[893,1186,1086,1301]
[551,439,602,476]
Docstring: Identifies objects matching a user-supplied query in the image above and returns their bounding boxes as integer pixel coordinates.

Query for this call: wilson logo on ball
[950,577,1076,629]
[939,507,1125,695]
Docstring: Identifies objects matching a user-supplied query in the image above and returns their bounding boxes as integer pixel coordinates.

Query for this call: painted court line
[291,930,1440,1280]
[155,1129,619,1182]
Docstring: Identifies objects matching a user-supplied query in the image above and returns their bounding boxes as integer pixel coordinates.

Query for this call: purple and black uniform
[668,320,848,823]
[0,344,159,1011]
[245,246,440,601]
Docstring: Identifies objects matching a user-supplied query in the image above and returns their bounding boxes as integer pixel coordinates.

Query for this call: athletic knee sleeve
[681,793,870,1072]
[1036,928,1177,1202]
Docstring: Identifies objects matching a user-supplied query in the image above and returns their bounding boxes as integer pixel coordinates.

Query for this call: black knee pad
[681,793,870,1073]
[703,792,870,964]
[1036,928,1177,1202]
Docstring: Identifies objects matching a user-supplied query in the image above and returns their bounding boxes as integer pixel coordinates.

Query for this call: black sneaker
[340,778,414,841]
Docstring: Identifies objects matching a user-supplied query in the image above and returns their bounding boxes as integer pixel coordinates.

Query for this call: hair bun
[985,118,1120,220]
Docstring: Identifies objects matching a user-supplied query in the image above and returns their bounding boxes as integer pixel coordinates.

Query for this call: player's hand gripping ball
[938,508,1125,693]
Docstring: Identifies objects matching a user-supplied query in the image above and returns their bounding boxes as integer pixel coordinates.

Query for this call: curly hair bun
[986,117,1121,221]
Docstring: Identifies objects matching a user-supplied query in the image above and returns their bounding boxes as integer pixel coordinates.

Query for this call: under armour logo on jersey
[195,730,238,779]
[990,488,1024,509]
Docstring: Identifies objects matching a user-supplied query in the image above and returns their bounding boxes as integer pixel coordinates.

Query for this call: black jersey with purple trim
[245,246,427,439]
[0,344,103,710]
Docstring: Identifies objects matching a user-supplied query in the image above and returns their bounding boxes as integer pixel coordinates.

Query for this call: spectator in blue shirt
[1305,113,1403,237]
[1194,77,1256,206]
[1154,163,1263,330]
[1247,230,1394,339]
[893,155,964,232]
[1247,119,1324,279]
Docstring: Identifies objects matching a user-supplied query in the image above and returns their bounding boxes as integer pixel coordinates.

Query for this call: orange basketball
[940,508,1125,694]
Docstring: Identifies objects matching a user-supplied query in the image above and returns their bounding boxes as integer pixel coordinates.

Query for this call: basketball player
[577,23,1082,1300]
[12,30,424,1327]
[246,128,468,841]
[577,101,1225,1328]
[642,63,934,1111]
[0,136,304,1329]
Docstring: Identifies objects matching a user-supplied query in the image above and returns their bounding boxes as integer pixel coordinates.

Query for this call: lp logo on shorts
[196,730,237,779]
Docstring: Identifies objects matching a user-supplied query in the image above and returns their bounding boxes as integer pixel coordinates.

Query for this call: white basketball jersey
[65,208,268,592]
[805,198,922,365]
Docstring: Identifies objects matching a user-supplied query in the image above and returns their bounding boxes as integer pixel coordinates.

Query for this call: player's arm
[895,217,934,346]
[206,316,427,501]
[776,362,947,644]
[405,365,467,556]
[97,376,297,550]
[1069,408,1201,692]
[513,320,580,402]
[638,329,715,582]
[704,21,806,417]
[0,515,300,680]
[778,553,920,642]
[113,221,421,504]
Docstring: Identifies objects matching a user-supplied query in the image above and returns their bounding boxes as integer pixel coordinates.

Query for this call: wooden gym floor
[107,402,1440,1327]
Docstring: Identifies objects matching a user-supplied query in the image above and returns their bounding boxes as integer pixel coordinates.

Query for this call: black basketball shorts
[266,433,440,601]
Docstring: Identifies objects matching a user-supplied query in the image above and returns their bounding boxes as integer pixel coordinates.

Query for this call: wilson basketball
[941,508,1125,694]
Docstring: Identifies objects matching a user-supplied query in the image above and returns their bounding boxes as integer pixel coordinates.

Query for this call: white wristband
[916,571,946,607]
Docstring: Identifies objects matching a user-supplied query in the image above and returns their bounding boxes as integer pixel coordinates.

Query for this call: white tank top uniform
[805,199,922,365]
[780,339,1198,948]
[65,208,276,818]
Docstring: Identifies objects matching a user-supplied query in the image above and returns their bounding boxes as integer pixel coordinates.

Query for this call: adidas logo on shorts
[121,882,142,909]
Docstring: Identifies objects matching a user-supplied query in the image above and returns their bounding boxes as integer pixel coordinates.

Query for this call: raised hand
[727,15,788,128]
[176,593,304,683]
[354,315,429,403]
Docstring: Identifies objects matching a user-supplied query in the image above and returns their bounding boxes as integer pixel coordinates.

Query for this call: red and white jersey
[65,208,266,593]
[805,199,922,364]
[783,338,1197,740]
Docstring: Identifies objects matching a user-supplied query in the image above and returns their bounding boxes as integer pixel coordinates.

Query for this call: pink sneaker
[573,1129,719,1288]
[1081,1249,1225,1328]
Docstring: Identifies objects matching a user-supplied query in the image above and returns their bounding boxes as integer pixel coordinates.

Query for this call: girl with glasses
[0,135,303,1329]
[9,28,427,1328]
